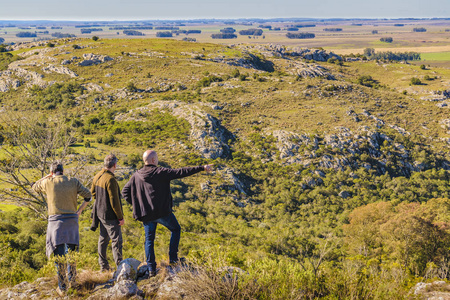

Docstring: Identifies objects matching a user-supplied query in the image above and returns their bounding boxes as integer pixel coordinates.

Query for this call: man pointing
[122,150,212,276]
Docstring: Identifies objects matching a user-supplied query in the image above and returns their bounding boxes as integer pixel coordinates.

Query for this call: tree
[0,114,86,217]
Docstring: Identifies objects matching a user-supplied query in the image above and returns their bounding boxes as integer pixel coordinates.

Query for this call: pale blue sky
[0,0,448,20]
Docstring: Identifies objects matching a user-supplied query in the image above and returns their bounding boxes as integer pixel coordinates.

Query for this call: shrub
[92,36,99,41]
[231,69,240,78]
[357,75,377,87]
[197,75,222,87]
[410,77,422,85]
[420,64,426,70]
[380,37,393,43]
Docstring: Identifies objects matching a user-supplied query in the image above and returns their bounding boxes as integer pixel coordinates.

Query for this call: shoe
[169,257,186,265]
[56,286,66,296]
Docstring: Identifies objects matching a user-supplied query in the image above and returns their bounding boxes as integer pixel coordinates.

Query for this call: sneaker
[56,286,66,296]
[169,257,186,265]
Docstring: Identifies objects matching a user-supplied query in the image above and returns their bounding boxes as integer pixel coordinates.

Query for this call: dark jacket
[91,169,123,224]
[122,164,204,221]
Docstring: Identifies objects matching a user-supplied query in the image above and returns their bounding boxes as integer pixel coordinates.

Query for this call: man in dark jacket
[91,154,124,271]
[122,150,212,275]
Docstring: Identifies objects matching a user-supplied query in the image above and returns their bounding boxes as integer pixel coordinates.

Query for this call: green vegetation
[0,38,450,298]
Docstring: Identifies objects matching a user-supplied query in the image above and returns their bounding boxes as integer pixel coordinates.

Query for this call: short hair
[49,162,63,173]
[104,154,118,169]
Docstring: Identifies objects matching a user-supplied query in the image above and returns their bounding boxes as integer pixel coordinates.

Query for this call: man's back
[123,164,204,221]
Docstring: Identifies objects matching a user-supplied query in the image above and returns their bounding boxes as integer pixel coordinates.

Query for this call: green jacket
[91,169,123,220]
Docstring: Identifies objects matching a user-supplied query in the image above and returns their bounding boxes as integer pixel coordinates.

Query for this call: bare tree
[0,113,85,218]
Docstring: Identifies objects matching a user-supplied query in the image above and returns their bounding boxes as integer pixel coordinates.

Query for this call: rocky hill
[1,38,450,299]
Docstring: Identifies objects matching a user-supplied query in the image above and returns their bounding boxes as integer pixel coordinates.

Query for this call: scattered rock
[42,64,78,77]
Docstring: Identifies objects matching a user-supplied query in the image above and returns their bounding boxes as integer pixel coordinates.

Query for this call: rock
[338,191,351,199]
[289,62,334,79]
[114,258,142,282]
[109,280,141,298]
[79,53,113,66]
[0,78,21,92]
[42,64,78,77]
[83,83,104,92]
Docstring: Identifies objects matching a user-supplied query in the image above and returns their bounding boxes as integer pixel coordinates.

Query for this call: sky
[0,0,449,20]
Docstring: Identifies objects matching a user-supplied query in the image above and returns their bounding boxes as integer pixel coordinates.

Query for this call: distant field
[421,52,450,61]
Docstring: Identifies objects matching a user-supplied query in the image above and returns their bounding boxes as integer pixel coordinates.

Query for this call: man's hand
[204,164,214,173]
[119,219,125,226]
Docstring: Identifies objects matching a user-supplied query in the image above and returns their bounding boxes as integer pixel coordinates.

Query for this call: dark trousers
[54,243,78,290]
[143,213,181,272]
[98,218,123,270]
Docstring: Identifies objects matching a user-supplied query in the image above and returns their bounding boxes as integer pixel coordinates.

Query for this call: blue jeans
[54,243,78,290]
[143,213,181,272]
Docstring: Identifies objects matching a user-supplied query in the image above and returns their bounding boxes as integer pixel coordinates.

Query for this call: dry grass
[75,269,113,292]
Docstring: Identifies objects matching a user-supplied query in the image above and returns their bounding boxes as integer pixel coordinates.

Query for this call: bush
[410,77,422,85]
[380,37,393,43]
[92,36,99,41]
[420,64,426,70]
[357,75,377,87]
[231,69,240,78]
[197,75,223,87]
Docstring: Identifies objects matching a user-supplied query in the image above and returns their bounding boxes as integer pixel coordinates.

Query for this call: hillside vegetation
[0,38,450,299]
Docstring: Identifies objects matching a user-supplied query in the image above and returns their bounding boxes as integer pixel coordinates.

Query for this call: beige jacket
[33,175,92,215]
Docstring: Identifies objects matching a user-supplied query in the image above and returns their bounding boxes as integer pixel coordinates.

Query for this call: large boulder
[114,258,142,282]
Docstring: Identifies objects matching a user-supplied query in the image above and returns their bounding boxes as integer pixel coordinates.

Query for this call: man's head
[104,154,118,170]
[143,150,158,166]
[49,162,64,175]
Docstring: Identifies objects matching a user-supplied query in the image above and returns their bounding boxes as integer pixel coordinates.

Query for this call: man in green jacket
[91,154,124,271]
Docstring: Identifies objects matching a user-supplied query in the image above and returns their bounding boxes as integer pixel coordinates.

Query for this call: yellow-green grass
[0,203,20,211]
[421,52,450,61]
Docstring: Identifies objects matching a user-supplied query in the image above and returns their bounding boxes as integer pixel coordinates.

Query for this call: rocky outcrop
[209,52,274,72]
[115,101,234,159]
[264,126,439,176]
[79,53,113,66]
[288,62,334,79]
[42,64,78,77]
[0,77,21,92]
[242,44,342,62]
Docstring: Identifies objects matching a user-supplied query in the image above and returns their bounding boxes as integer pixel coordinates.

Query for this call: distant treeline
[51,26,62,29]
[109,26,153,30]
[156,31,172,37]
[123,30,144,36]
[393,24,404,26]
[52,32,76,38]
[239,29,263,36]
[259,25,272,29]
[172,30,201,35]
[323,28,342,32]
[220,27,236,33]
[75,25,102,28]
[81,28,103,34]
[413,27,427,32]
[36,26,46,30]
[364,48,420,61]
[293,24,316,28]
[211,33,237,39]
[155,26,179,30]
[286,28,299,31]
[16,32,37,38]
[286,32,315,39]
[380,37,393,43]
